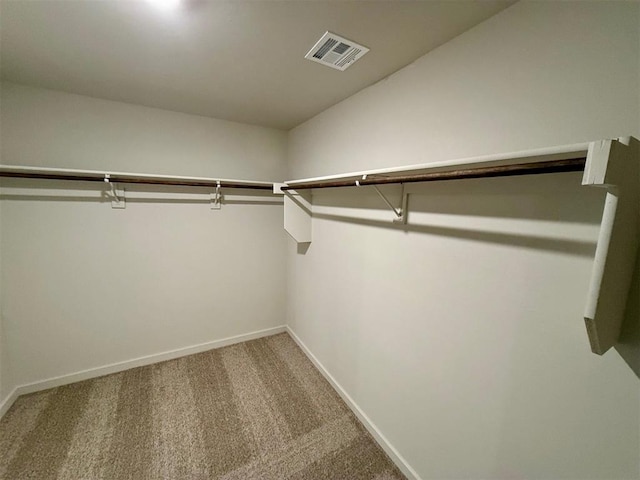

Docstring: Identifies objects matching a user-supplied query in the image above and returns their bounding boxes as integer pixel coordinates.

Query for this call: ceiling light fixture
[147,0,181,11]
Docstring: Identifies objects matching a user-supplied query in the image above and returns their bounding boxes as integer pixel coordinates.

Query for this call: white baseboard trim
[286,326,421,480]
[3,322,419,480]
[0,387,20,420]
[0,325,286,420]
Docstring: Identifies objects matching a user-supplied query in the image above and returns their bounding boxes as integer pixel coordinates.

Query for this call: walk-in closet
[0,1,638,479]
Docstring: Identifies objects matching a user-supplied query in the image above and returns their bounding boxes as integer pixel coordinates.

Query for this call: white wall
[0,199,4,401]
[287,2,640,479]
[0,83,288,401]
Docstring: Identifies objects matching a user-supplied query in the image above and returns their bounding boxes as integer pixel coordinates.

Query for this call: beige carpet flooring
[0,332,405,480]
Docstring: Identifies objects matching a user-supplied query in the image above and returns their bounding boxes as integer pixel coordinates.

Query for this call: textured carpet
[0,333,405,480]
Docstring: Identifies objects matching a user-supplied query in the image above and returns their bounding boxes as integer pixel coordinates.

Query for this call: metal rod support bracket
[104,174,125,209]
[364,176,407,224]
[211,181,222,210]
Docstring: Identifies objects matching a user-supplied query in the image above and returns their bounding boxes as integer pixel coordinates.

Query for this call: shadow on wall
[309,171,603,258]
[303,170,640,378]
[616,250,640,378]
[296,242,311,254]
[313,212,597,258]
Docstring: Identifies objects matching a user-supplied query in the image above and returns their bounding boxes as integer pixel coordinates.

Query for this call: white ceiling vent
[304,31,369,71]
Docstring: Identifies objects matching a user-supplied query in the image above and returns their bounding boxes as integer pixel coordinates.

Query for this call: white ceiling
[0,0,514,130]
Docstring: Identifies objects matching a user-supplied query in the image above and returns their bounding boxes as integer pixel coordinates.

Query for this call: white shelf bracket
[370,183,408,224]
[104,174,125,209]
[582,137,639,355]
[280,186,312,244]
[211,181,222,210]
[354,175,408,224]
[274,183,312,244]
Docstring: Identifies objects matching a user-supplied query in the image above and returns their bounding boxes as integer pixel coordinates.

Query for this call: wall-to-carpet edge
[286,327,421,480]
[0,325,286,421]
[0,332,405,480]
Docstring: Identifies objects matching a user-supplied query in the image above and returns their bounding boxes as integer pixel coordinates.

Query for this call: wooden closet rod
[0,166,274,191]
[282,157,586,191]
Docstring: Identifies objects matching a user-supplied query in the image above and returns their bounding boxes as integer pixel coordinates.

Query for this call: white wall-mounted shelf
[279,138,639,356]
[284,142,590,187]
[582,137,639,354]
[0,164,277,209]
[280,141,591,241]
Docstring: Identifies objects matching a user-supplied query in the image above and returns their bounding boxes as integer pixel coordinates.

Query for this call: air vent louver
[305,31,369,71]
